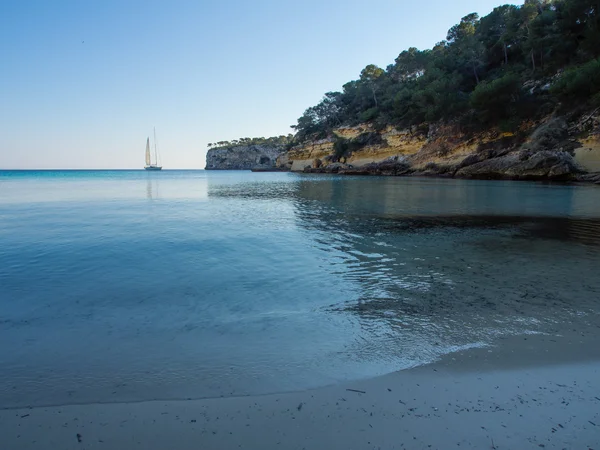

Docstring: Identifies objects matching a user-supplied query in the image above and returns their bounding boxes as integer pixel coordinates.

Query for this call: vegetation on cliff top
[292,0,600,143]
[208,135,294,150]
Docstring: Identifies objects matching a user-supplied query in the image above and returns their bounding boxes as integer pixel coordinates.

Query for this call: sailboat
[144,128,162,171]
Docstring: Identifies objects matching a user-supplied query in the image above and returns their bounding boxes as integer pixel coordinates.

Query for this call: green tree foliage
[470,73,523,122]
[292,0,600,142]
[551,57,600,103]
[390,47,429,81]
[208,135,294,150]
[360,64,385,107]
[447,13,480,43]
[477,5,519,66]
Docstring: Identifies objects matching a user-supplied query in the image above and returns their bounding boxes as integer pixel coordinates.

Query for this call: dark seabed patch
[372,214,600,246]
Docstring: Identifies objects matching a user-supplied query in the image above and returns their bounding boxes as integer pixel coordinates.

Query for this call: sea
[1,170,600,408]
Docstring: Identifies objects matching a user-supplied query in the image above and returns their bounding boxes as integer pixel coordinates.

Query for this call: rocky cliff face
[205,145,284,170]
[279,114,600,181]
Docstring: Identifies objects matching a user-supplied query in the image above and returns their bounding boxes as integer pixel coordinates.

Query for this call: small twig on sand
[490,437,496,449]
[346,389,366,394]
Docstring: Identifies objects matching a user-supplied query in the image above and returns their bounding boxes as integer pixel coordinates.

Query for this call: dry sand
[2,332,600,450]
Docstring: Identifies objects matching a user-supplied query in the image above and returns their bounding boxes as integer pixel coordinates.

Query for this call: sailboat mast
[153,127,158,166]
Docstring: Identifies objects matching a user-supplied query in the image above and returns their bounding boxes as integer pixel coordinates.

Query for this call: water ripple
[0,171,599,408]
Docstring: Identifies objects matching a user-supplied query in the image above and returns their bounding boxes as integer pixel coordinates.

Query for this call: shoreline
[2,332,600,449]
[296,167,600,184]
[206,166,600,184]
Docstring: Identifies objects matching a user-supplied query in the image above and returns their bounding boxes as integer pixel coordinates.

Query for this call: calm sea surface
[1,170,600,408]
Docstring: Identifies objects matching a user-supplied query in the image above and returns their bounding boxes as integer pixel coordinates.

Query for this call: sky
[0,0,511,169]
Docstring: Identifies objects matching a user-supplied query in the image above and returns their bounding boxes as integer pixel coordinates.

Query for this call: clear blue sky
[1,0,510,169]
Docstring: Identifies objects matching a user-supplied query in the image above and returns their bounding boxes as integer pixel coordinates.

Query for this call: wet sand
[2,332,599,450]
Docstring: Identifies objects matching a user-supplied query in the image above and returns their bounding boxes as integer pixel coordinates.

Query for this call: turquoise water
[1,170,600,408]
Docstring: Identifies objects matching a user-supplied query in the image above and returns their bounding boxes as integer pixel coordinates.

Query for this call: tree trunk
[472,65,480,84]
[503,42,508,65]
[530,49,536,72]
[371,87,378,107]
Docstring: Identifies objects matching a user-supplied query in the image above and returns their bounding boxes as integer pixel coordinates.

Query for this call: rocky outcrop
[285,115,600,182]
[454,150,580,180]
[205,145,284,170]
[285,138,335,172]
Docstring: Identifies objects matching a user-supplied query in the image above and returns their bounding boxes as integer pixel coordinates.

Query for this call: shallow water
[1,171,599,408]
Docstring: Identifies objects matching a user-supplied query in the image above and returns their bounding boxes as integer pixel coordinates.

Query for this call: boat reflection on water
[146,177,160,200]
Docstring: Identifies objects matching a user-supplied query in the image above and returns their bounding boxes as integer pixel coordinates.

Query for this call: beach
[2,331,599,450]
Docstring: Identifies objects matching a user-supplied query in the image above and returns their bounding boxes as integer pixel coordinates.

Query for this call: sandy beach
[2,331,599,450]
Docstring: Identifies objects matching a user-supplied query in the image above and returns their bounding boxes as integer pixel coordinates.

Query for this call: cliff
[278,114,600,182]
[205,145,284,170]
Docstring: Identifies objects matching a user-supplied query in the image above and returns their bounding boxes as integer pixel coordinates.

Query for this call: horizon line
[0,168,207,171]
